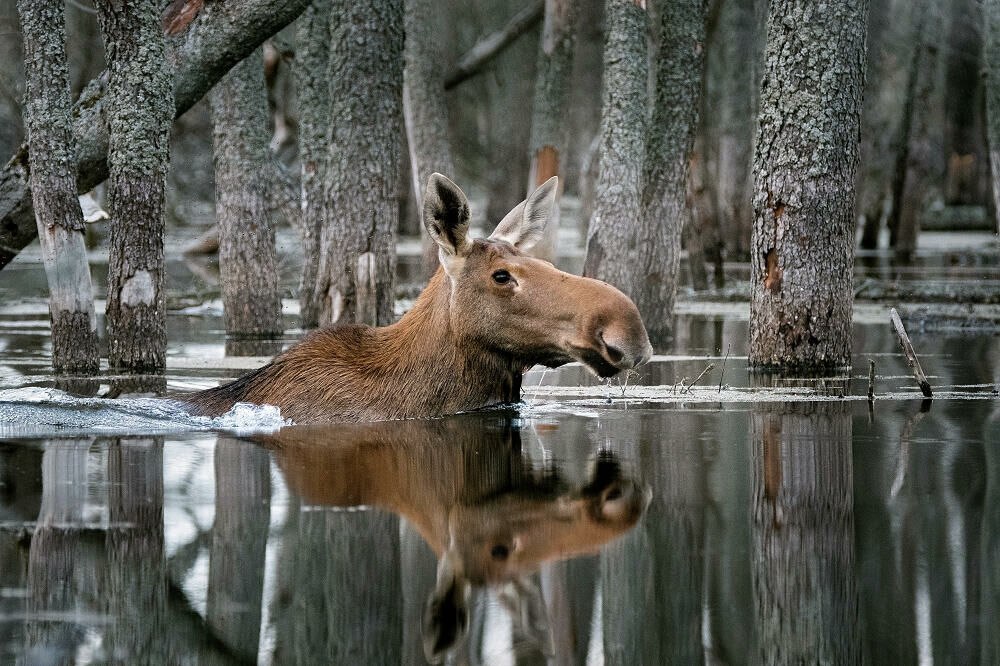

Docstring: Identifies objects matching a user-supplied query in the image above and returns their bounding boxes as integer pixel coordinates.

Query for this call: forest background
[0,0,995,383]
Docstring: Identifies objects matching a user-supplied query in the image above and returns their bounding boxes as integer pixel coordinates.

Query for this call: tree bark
[988,0,1000,235]
[526,0,578,262]
[403,0,456,278]
[857,0,893,249]
[748,0,868,371]
[313,0,404,327]
[637,0,707,344]
[210,47,283,344]
[583,0,648,296]
[96,0,173,373]
[0,0,313,272]
[295,0,332,329]
[17,0,100,375]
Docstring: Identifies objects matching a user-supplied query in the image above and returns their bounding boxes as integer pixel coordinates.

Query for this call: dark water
[1,236,999,663]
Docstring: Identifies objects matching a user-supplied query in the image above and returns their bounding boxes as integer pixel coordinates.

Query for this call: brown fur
[185,175,652,424]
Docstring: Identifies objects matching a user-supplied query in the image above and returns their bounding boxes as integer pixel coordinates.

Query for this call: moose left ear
[422,549,470,664]
[490,176,558,251]
[424,173,472,276]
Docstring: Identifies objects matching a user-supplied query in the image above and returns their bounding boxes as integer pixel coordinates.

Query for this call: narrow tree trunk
[748,0,868,371]
[637,0,707,344]
[857,0,893,249]
[96,0,173,373]
[17,0,100,375]
[583,0,648,296]
[526,0,578,262]
[403,0,456,278]
[210,48,283,346]
[296,0,332,329]
[984,0,1000,235]
[0,0,313,273]
[314,0,403,326]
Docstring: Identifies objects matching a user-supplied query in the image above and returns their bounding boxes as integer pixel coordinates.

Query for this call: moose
[262,415,649,662]
[186,174,653,423]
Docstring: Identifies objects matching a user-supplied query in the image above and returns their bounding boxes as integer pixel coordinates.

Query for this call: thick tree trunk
[296,0,332,329]
[17,0,100,375]
[748,0,868,371]
[0,0,313,272]
[96,0,173,373]
[210,47,283,345]
[583,0,648,295]
[526,0,578,262]
[313,0,403,327]
[637,0,706,344]
[403,0,456,278]
[750,404,862,664]
[988,0,1000,235]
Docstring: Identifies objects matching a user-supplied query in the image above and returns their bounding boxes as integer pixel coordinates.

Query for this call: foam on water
[0,387,290,438]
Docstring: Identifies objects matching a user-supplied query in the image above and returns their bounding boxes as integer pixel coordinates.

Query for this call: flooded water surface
[1,236,999,664]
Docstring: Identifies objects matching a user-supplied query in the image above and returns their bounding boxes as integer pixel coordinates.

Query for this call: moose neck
[377,268,523,415]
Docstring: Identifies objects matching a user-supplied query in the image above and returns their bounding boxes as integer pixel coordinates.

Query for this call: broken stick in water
[889,308,932,397]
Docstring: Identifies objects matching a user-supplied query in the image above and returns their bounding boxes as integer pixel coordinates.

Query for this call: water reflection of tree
[750,402,861,665]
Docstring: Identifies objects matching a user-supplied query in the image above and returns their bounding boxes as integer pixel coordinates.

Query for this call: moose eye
[491,269,511,285]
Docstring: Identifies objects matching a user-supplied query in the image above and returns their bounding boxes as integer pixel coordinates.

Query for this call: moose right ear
[422,550,471,664]
[423,173,472,277]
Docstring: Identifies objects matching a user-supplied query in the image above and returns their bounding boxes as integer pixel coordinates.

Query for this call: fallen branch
[890,308,933,397]
[443,0,544,90]
[867,358,876,401]
[0,0,312,271]
[680,363,714,394]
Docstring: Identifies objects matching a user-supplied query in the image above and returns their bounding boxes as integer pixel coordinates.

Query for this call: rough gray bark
[637,0,706,344]
[210,47,283,344]
[96,0,173,373]
[295,0,332,329]
[583,0,648,295]
[313,0,404,327]
[403,0,456,278]
[0,0,313,272]
[748,0,868,371]
[526,0,578,261]
[17,0,100,375]
[750,405,861,664]
[988,0,1000,234]
[207,437,271,662]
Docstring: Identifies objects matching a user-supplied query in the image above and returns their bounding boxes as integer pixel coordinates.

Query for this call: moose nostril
[490,544,510,561]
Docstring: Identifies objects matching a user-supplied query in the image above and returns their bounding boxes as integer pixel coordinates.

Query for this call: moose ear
[422,550,470,664]
[423,173,472,274]
[490,176,558,251]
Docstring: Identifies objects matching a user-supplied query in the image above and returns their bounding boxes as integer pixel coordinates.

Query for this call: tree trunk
[988,0,1000,235]
[313,0,404,327]
[750,404,862,664]
[748,0,868,371]
[583,0,648,296]
[944,0,985,206]
[637,0,707,344]
[0,0,313,273]
[403,0,457,278]
[17,0,100,375]
[526,0,578,262]
[94,1,171,373]
[857,0,893,250]
[296,0,332,329]
[210,47,283,345]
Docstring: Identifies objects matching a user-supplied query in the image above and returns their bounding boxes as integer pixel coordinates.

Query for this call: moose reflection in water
[263,414,650,663]
[185,174,652,423]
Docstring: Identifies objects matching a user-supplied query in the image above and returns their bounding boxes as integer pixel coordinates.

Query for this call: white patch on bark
[355,251,377,326]
[328,288,344,325]
[120,270,156,307]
